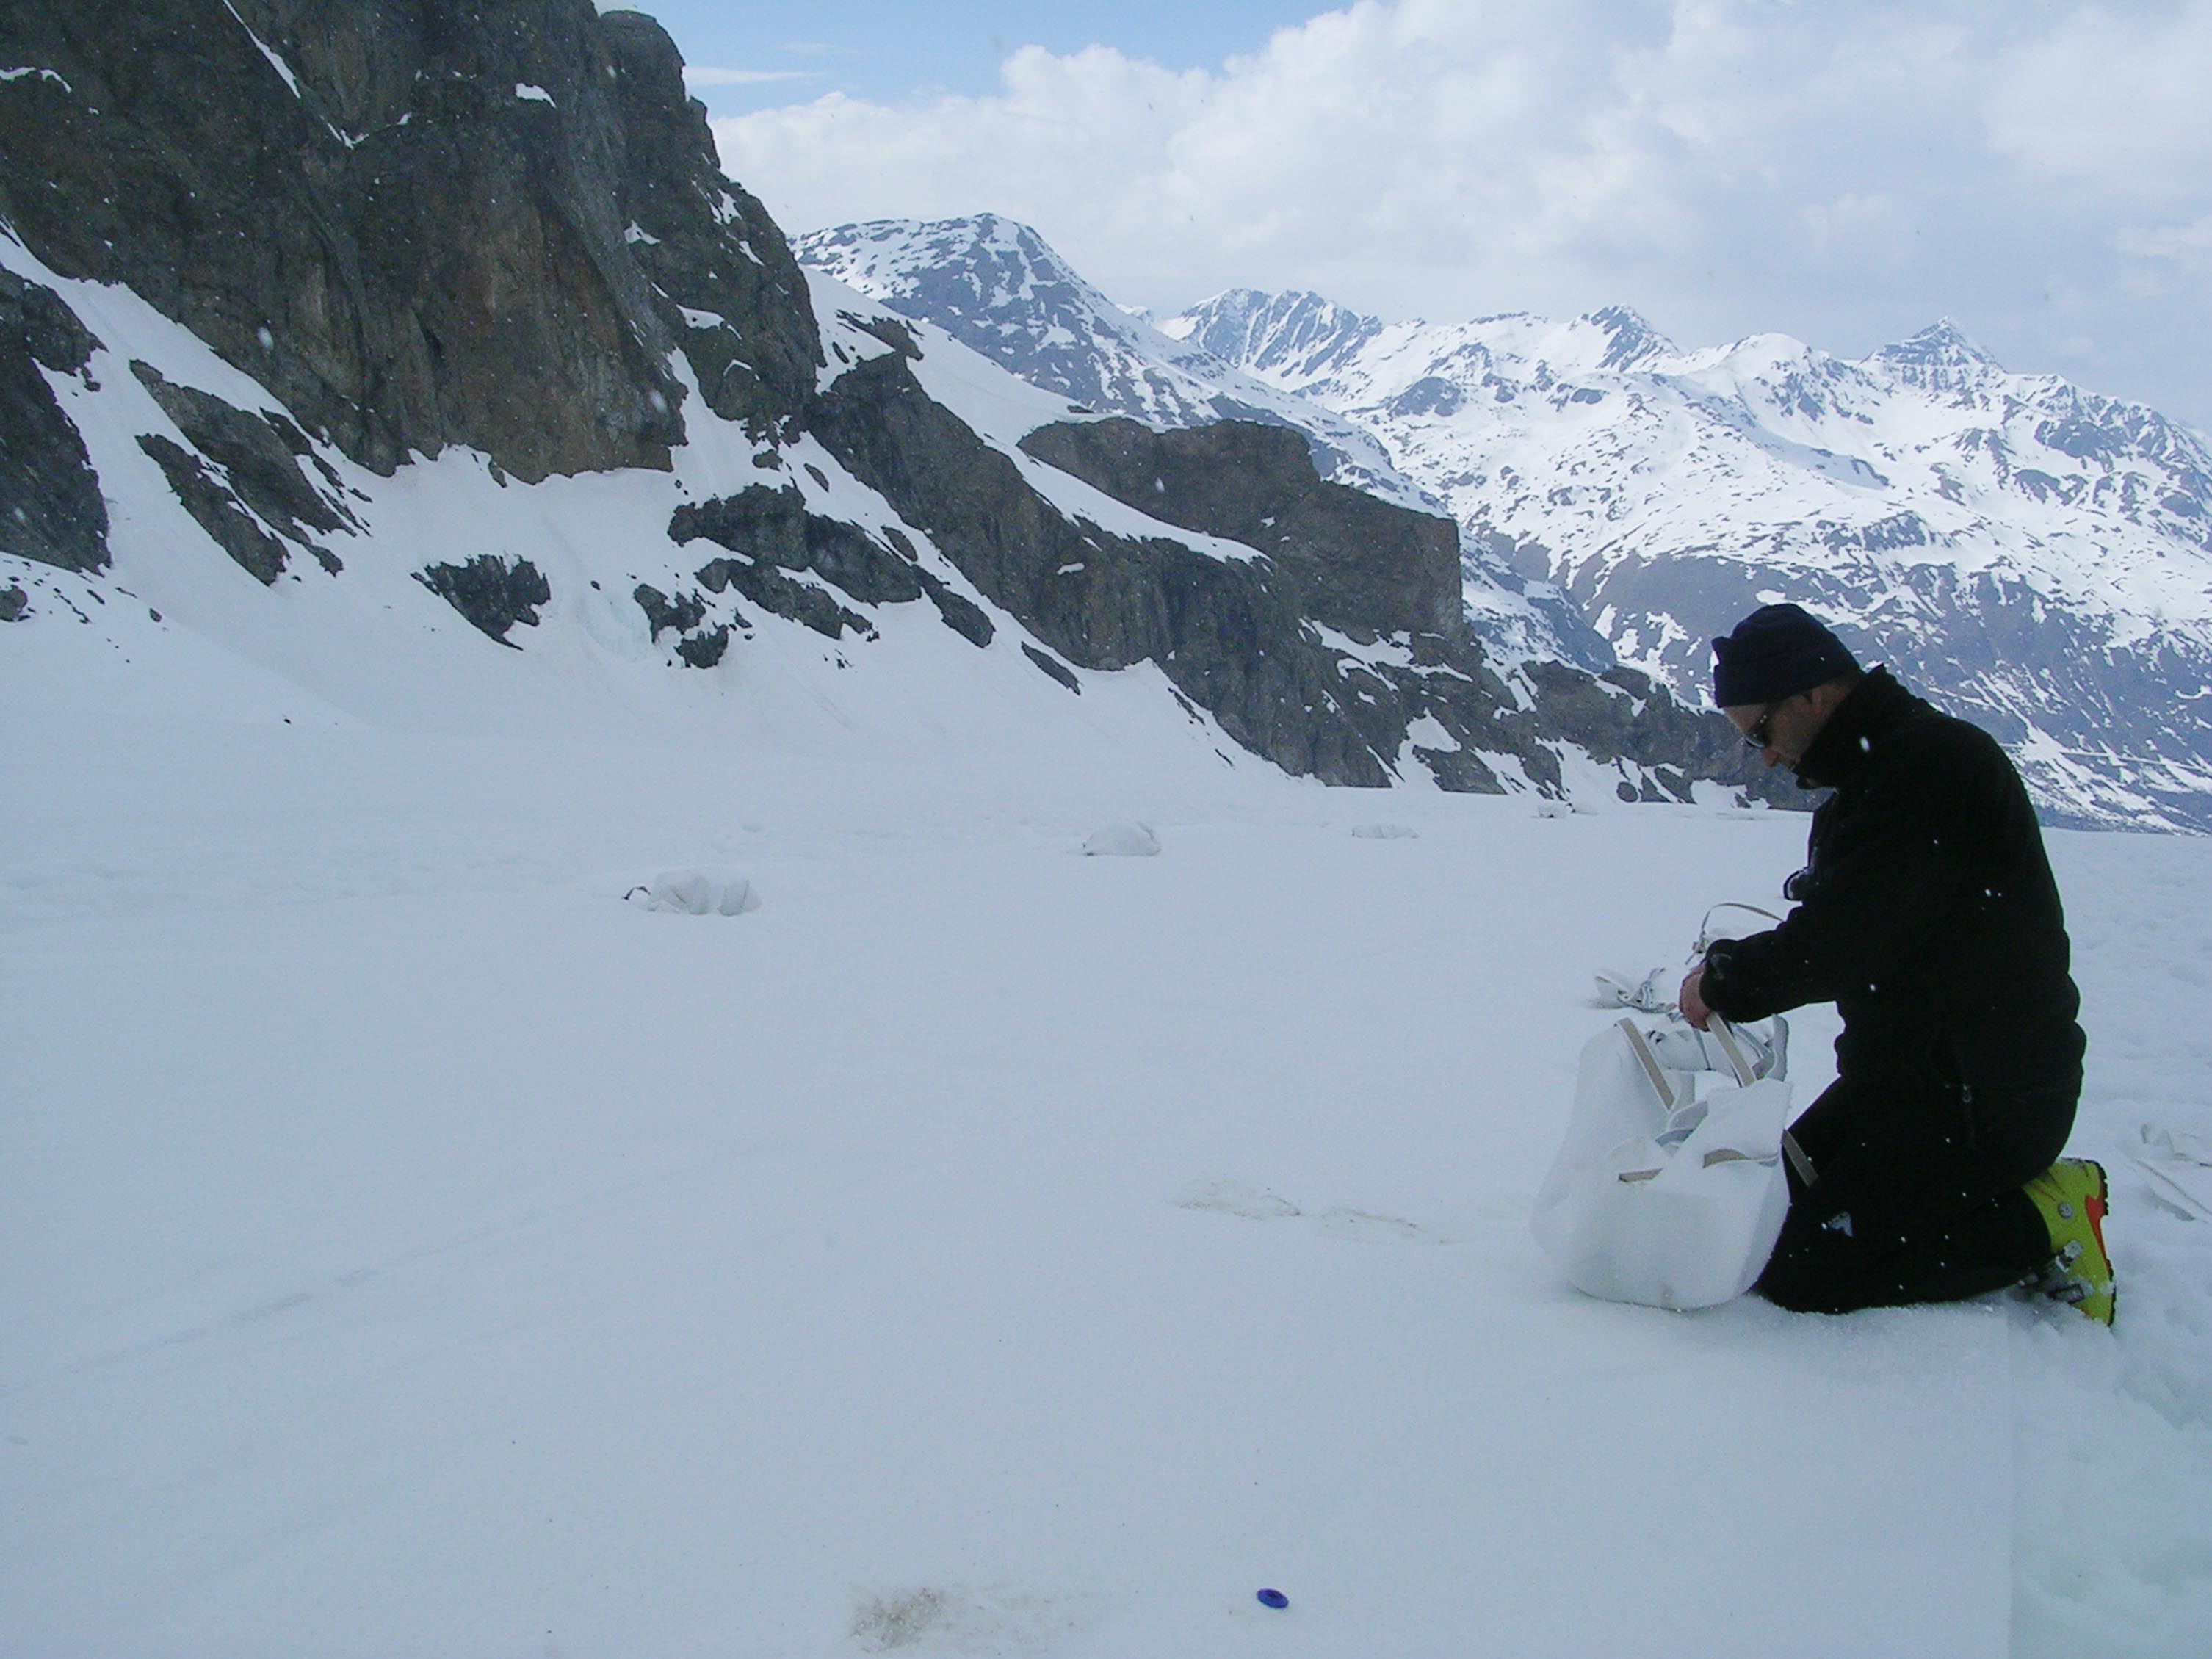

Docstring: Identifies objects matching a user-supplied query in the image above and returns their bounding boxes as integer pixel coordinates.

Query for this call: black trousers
[1755,1071,2079,1315]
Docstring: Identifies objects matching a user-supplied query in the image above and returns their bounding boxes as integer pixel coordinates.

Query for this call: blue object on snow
[1257,1588,1290,1610]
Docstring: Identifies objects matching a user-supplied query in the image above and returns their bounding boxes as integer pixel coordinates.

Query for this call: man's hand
[1678,966,1713,1030]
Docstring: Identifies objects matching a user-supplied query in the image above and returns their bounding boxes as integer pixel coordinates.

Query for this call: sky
[613,1,2212,430]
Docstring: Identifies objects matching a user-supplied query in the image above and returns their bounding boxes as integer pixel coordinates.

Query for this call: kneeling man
[1680,604,2114,1323]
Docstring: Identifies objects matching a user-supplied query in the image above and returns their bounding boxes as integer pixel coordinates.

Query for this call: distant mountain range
[798,217,2212,831]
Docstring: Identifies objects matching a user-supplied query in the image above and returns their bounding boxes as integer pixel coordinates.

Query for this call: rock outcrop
[0,269,109,572]
[0,0,692,480]
[597,10,817,439]
[1020,418,1462,639]
[415,554,551,644]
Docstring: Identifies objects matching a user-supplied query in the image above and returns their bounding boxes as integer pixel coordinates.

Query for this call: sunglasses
[1743,692,1800,750]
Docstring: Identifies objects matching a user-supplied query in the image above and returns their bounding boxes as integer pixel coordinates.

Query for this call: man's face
[1725,690,1824,768]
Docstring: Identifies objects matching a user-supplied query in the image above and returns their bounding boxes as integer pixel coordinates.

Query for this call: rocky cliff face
[596,10,817,438]
[0,0,1774,809]
[0,267,107,571]
[1018,418,1462,641]
[0,0,813,482]
[1009,415,1760,795]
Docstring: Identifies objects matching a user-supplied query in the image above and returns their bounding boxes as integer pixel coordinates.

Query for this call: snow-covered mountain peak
[798,217,1220,423]
[1163,288,1389,386]
[1585,305,1671,371]
[1880,317,2002,369]
[797,214,1130,354]
[1872,319,2006,397]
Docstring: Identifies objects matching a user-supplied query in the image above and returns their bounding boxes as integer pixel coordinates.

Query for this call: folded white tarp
[1533,1012,1794,1309]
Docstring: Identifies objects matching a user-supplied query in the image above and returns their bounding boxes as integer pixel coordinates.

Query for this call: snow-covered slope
[1174,290,2212,831]
[795,217,1611,671]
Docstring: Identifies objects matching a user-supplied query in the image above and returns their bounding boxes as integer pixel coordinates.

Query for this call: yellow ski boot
[2023,1158,2115,1326]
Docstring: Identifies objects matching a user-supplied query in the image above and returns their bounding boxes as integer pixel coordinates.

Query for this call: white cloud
[712,0,2212,426]
[1984,4,2212,201]
[2117,215,2212,275]
[683,66,820,88]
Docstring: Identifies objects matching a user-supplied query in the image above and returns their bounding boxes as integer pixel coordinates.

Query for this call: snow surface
[4,612,2209,1657]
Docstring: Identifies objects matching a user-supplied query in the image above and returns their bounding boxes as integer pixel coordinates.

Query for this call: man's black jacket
[1701,668,2084,1108]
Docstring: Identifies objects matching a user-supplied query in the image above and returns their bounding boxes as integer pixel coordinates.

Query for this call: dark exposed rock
[846,314,920,362]
[1019,417,1463,638]
[0,271,110,571]
[674,623,729,667]
[635,581,744,661]
[1,267,98,374]
[138,434,292,584]
[666,482,1001,646]
[634,581,706,637]
[1023,643,1080,693]
[0,0,690,481]
[1,582,27,621]
[416,554,552,644]
[915,566,994,646]
[130,362,353,571]
[670,484,926,604]
[1387,377,1465,419]
[877,523,992,640]
[814,353,1455,787]
[690,552,871,641]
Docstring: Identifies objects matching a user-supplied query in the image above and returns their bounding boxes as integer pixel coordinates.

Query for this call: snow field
[4,690,2208,1657]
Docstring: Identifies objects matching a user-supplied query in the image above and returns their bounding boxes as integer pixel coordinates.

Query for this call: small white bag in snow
[1351,823,1419,840]
[1082,821,1160,857]
[1530,1014,1794,1310]
[626,868,762,916]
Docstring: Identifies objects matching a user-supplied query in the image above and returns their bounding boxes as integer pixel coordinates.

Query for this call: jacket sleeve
[1699,726,1995,1022]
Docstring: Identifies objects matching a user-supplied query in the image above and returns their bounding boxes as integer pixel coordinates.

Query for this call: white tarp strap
[1618,1018,1677,1112]
[1614,1019,1674,1185]
[1782,1130,1817,1188]
[1701,1146,1777,1168]
[1707,1016,1760,1088]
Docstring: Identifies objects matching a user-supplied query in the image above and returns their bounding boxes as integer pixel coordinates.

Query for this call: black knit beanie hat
[1711,603,1859,706]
